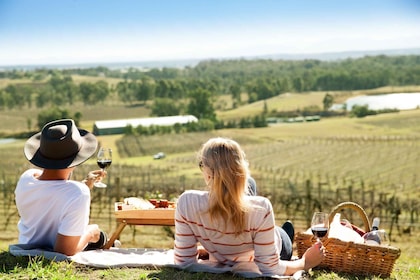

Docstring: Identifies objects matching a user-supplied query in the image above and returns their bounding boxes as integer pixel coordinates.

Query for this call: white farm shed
[93,115,198,135]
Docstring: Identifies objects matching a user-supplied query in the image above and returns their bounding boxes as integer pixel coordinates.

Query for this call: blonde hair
[199,137,250,236]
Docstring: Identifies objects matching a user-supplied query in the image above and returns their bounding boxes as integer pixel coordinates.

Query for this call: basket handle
[328,201,371,232]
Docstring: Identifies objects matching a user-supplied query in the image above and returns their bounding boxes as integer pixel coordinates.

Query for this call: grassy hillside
[3,108,418,209]
[108,109,420,197]
[218,85,420,121]
[1,108,419,280]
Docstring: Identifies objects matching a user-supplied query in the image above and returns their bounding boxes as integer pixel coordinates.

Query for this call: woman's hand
[302,241,325,270]
[197,245,209,260]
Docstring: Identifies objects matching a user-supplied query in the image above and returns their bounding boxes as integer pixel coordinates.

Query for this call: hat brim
[24,129,98,169]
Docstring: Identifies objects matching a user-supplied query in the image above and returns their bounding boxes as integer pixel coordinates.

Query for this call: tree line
[0,55,418,129]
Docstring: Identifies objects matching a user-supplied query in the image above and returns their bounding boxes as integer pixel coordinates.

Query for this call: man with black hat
[15,119,107,255]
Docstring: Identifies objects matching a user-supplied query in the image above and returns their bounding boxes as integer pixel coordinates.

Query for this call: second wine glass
[94,147,112,188]
[311,212,329,243]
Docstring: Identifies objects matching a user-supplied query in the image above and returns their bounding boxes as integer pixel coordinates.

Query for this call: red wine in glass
[311,227,328,239]
[311,212,329,243]
[97,159,112,169]
[94,148,112,188]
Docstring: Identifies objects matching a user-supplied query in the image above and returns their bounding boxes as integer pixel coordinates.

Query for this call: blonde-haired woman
[174,137,325,276]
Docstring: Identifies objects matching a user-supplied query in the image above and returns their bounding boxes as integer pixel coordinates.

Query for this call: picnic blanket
[9,244,307,279]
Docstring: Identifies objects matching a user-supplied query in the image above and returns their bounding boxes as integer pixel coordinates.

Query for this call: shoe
[85,231,108,250]
[113,239,122,248]
[282,220,295,244]
[98,231,108,248]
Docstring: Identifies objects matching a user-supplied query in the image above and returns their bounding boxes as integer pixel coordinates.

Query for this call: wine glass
[94,147,112,188]
[363,229,389,246]
[311,212,329,243]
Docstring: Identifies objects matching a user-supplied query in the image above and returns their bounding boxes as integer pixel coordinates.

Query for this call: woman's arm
[174,194,199,265]
[253,213,287,275]
[253,199,325,276]
[282,241,325,275]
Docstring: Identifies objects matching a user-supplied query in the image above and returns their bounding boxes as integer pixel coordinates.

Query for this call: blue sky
[0,0,419,66]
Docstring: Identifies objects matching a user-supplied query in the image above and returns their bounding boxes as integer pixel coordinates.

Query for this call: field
[0,85,419,279]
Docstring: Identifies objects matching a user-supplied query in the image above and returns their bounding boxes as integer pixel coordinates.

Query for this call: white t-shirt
[15,169,91,249]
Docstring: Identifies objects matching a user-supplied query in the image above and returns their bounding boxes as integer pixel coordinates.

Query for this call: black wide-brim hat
[24,119,98,169]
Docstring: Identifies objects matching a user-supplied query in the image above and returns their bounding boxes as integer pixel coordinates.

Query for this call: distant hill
[253,47,420,61]
[2,47,420,71]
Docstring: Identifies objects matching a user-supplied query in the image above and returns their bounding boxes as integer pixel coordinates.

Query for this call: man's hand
[82,170,106,189]
[86,224,101,243]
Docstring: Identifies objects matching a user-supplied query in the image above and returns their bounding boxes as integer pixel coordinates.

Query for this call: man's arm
[54,225,100,255]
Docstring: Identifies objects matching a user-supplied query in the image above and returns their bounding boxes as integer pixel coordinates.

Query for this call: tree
[37,107,78,129]
[151,98,180,116]
[187,89,216,121]
[293,77,304,92]
[0,89,12,109]
[188,119,215,132]
[94,80,110,102]
[323,93,334,110]
[36,87,53,108]
[79,82,96,105]
[5,85,26,109]
[79,81,109,105]
[253,114,268,127]
[137,77,155,104]
[155,79,170,98]
[349,105,376,118]
[229,84,241,108]
[255,78,275,100]
[116,80,134,104]
[47,75,77,105]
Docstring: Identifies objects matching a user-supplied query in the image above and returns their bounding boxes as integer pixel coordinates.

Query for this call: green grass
[0,245,418,280]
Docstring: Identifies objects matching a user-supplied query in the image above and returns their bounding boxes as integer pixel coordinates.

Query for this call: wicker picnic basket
[295,202,401,278]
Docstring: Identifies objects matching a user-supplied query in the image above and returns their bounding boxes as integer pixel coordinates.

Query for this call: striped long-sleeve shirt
[174,190,286,276]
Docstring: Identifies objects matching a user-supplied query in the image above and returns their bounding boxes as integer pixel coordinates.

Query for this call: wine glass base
[94,182,107,188]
